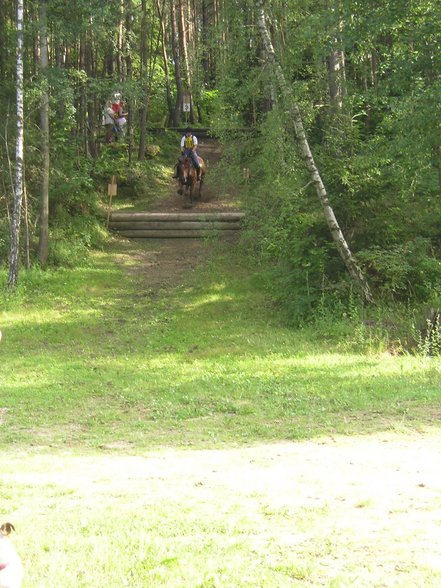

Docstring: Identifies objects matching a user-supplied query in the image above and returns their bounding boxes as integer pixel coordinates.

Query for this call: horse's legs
[183,184,193,208]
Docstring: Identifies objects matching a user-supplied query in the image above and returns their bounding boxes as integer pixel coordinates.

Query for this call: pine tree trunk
[170,0,183,126]
[138,0,148,161]
[78,38,88,156]
[327,48,346,110]
[8,0,24,288]
[85,27,98,160]
[155,0,174,125]
[256,0,372,303]
[117,0,124,84]
[0,0,5,78]
[201,0,211,85]
[38,0,50,265]
[125,0,133,164]
[177,0,194,122]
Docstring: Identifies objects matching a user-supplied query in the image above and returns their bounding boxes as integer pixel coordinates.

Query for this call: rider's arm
[192,136,198,151]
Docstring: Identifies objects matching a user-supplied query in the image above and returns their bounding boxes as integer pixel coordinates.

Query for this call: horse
[176,154,205,208]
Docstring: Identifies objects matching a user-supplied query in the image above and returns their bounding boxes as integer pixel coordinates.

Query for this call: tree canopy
[1,0,440,319]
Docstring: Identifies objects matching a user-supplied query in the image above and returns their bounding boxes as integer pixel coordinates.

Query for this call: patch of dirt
[114,238,223,292]
[0,407,9,426]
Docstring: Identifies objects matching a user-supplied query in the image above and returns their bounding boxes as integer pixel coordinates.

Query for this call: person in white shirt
[103,100,116,143]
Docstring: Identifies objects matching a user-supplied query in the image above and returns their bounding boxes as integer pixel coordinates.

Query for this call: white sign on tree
[182,90,191,113]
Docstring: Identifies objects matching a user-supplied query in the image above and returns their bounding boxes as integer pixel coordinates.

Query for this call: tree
[170,0,184,125]
[138,0,149,160]
[8,0,24,289]
[256,0,373,303]
[38,0,50,266]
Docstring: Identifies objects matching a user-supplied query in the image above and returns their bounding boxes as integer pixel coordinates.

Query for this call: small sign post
[106,175,117,228]
[182,91,191,123]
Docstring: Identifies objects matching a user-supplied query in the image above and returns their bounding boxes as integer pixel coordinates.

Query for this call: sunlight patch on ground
[182,291,235,311]
[2,429,441,586]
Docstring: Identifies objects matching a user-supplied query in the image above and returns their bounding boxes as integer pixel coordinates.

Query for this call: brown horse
[176,154,205,208]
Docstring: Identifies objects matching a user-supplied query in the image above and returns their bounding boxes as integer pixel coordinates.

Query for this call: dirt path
[150,138,239,213]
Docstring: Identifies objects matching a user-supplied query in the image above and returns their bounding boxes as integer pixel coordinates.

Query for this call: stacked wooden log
[108,211,244,238]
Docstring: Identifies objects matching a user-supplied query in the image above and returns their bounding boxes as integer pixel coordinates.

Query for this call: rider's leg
[190,152,201,180]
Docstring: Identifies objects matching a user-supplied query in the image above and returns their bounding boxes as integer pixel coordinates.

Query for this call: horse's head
[178,155,195,185]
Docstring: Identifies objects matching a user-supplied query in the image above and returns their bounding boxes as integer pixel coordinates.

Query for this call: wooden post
[106,175,117,228]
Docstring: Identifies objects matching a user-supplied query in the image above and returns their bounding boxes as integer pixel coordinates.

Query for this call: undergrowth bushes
[225,104,441,351]
[1,129,176,272]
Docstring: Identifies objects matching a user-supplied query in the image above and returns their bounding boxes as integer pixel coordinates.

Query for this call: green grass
[1,239,441,452]
[2,238,441,587]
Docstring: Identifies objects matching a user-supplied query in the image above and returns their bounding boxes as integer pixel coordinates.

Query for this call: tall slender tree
[138,0,149,160]
[38,0,50,265]
[155,0,174,124]
[8,0,24,288]
[256,0,373,303]
[170,0,184,125]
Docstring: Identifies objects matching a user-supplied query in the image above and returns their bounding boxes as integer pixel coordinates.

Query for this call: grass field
[1,237,441,586]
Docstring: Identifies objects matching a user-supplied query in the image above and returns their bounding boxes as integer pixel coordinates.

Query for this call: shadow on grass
[2,240,441,451]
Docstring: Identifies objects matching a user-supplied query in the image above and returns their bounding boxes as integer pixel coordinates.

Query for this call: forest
[1,0,441,331]
[3,3,441,585]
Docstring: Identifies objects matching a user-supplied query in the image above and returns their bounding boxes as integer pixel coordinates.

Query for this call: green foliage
[417,314,441,357]
[48,214,108,267]
[357,239,441,302]
[199,89,219,124]
[207,0,441,322]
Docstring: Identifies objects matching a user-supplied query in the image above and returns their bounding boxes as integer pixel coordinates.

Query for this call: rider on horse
[173,127,201,182]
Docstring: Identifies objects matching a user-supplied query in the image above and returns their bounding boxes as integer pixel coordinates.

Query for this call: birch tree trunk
[324,0,352,153]
[8,0,24,288]
[38,0,50,265]
[325,0,346,112]
[256,0,372,303]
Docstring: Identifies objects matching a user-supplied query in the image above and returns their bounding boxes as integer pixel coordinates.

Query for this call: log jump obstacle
[108,211,244,238]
